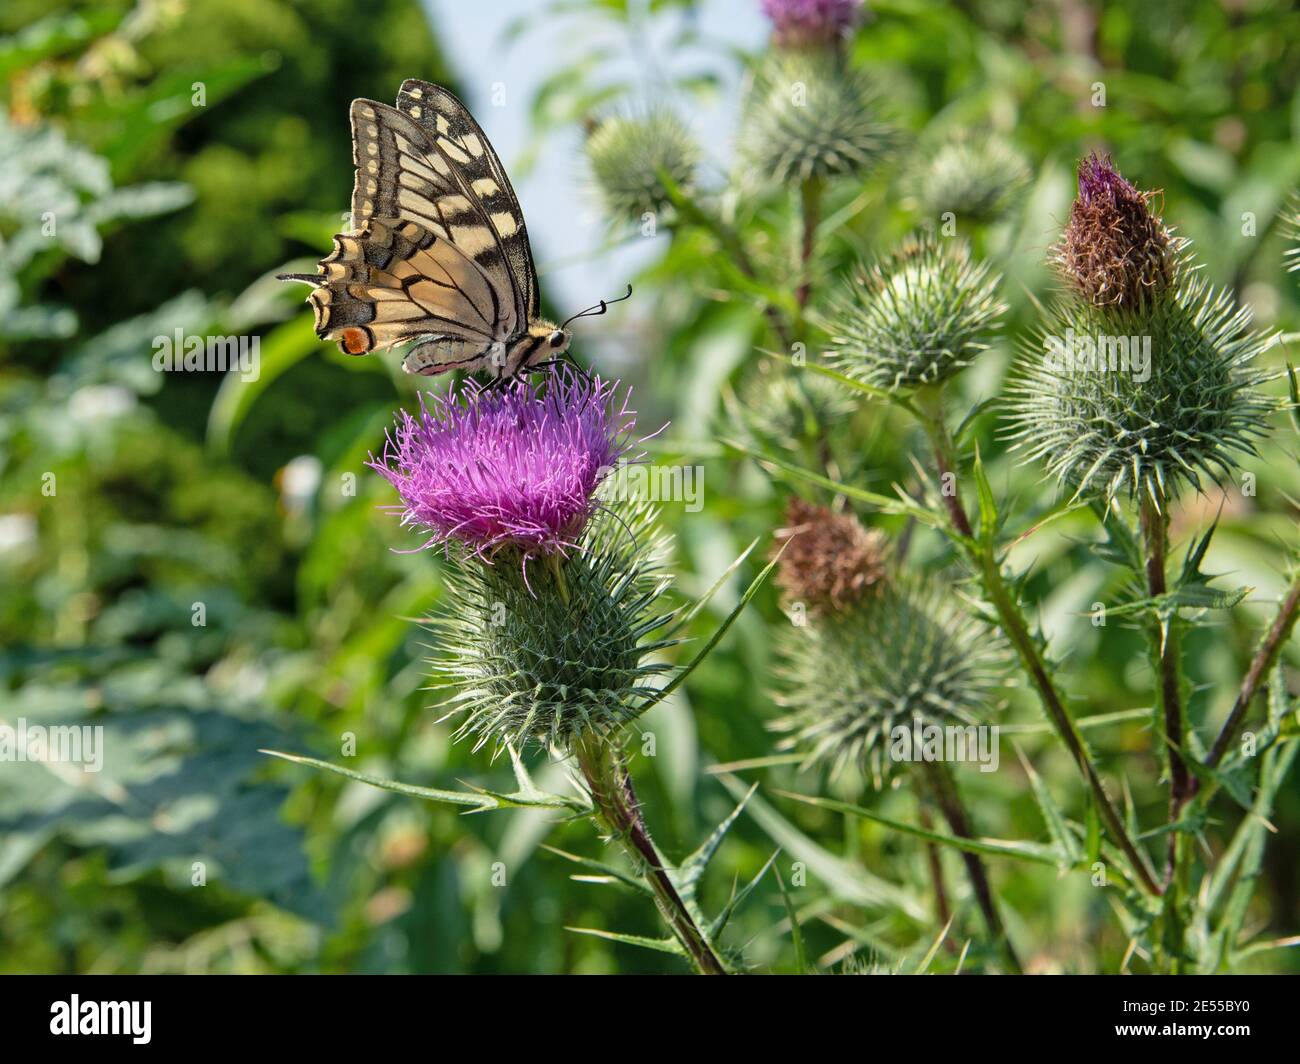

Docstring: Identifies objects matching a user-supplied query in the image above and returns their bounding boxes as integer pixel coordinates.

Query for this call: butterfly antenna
[561,283,633,330]
[276,272,321,285]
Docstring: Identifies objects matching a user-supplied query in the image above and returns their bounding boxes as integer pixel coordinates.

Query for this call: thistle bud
[1053,154,1177,309]
[912,130,1031,226]
[771,497,887,613]
[821,231,1005,392]
[736,364,856,449]
[1009,161,1276,504]
[738,52,895,185]
[585,110,699,227]
[771,572,1004,783]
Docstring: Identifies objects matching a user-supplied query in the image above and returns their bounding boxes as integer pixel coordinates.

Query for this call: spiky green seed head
[736,364,856,448]
[737,52,895,185]
[820,232,1006,392]
[586,109,699,227]
[429,502,677,757]
[1005,277,1276,504]
[911,130,1031,225]
[770,577,1005,784]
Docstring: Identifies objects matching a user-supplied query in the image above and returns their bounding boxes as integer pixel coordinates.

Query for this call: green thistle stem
[1138,490,1190,891]
[1203,574,1300,773]
[916,390,1164,897]
[918,759,1023,972]
[574,734,728,975]
[796,175,823,314]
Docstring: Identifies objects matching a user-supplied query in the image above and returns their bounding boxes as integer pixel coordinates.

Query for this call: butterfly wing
[395,80,540,322]
[282,89,535,376]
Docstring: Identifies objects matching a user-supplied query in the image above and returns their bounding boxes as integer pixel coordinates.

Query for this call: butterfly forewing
[283,84,542,376]
[396,80,539,321]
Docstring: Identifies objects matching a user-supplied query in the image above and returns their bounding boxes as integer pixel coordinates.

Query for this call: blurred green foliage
[1,0,1298,974]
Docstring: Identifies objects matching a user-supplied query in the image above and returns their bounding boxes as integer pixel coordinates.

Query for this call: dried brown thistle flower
[1053,154,1176,309]
[772,497,887,612]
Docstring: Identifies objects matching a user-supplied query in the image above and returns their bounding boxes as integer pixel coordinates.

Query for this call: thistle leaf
[541,844,654,897]
[676,781,758,900]
[564,926,687,956]
[774,867,810,975]
[260,750,590,813]
[1014,743,1085,868]
[777,790,1062,867]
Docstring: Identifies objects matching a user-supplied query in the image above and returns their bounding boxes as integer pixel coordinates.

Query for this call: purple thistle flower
[761,0,864,47]
[1076,152,1140,208]
[1053,153,1176,309]
[369,368,637,561]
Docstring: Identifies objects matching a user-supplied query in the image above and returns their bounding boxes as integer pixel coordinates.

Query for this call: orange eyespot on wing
[339,327,374,355]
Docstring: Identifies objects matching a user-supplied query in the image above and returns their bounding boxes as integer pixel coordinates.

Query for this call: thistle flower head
[761,0,865,48]
[431,501,676,756]
[821,232,1006,392]
[772,497,887,612]
[1053,154,1177,309]
[771,575,1004,783]
[369,368,634,561]
[586,109,698,227]
[912,130,1031,225]
[1005,278,1275,503]
[738,52,895,185]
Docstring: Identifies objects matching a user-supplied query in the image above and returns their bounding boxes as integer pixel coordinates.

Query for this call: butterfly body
[280,80,568,379]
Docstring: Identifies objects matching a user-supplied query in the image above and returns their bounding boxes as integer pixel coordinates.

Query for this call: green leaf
[563,927,687,956]
[776,791,1062,867]
[708,849,778,940]
[260,750,590,813]
[645,547,781,709]
[206,317,323,455]
[541,844,654,897]
[972,444,998,544]
[677,782,757,899]
[717,776,928,919]
[1014,744,1084,867]
[719,437,936,523]
[673,537,760,630]
[775,866,809,974]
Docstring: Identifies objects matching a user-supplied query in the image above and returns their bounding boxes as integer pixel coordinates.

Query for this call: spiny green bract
[911,130,1031,225]
[585,109,699,226]
[1005,275,1276,504]
[1285,196,1300,274]
[820,232,1006,392]
[737,52,895,185]
[770,578,1005,784]
[430,502,678,756]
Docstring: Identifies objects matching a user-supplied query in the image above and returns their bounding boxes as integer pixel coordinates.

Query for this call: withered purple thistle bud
[771,497,888,612]
[1053,154,1175,309]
